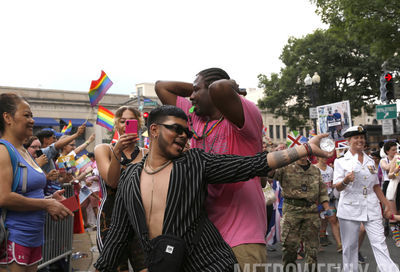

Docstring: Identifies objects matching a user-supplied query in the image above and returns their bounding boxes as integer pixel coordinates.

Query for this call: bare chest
[140,164,173,239]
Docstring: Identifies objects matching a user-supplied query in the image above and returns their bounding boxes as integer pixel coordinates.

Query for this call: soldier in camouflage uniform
[272,156,330,272]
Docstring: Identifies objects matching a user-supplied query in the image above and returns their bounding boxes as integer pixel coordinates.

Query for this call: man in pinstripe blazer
[94,105,333,272]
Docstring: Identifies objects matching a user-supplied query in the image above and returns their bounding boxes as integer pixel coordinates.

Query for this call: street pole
[137,89,144,148]
[312,84,317,133]
[305,72,320,134]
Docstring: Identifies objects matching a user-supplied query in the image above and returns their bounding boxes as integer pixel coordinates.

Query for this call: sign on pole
[144,98,158,106]
[376,104,397,120]
[382,119,394,135]
[309,107,318,119]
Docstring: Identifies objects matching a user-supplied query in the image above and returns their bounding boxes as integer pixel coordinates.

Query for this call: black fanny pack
[147,234,186,272]
[141,211,206,272]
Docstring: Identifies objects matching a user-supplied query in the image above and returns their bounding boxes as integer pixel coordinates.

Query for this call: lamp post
[304,72,320,133]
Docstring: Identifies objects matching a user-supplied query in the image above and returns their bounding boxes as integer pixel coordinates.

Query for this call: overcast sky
[0,0,327,95]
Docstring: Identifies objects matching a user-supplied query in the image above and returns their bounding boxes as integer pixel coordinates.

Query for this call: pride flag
[96,105,114,131]
[61,120,72,134]
[89,71,113,107]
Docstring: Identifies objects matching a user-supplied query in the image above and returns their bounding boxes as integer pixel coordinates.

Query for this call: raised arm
[155,81,194,106]
[208,79,245,128]
[94,133,138,188]
[74,133,95,155]
[54,124,86,150]
[94,144,121,189]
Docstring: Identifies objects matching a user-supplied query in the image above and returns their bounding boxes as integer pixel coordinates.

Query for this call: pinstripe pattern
[94,148,270,272]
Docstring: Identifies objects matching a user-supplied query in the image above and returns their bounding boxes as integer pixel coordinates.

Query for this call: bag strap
[0,140,28,227]
[0,140,20,192]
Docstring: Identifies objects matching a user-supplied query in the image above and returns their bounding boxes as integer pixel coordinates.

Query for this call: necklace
[143,157,172,226]
[203,122,223,153]
[144,157,172,175]
[189,115,224,140]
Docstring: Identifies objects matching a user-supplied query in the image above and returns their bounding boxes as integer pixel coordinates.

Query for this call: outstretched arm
[267,133,332,170]
[155,81,193,106]
[54,124,86,150]
[205,134,333,184]
[208,79,245,128]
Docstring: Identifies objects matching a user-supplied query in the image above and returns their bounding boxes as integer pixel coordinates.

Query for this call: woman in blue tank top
[0,93,73,271]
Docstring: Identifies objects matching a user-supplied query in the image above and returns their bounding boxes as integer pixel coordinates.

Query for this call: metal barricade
[38,184,74,271]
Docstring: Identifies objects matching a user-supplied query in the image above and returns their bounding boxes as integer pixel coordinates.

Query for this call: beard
[157,133,184,160]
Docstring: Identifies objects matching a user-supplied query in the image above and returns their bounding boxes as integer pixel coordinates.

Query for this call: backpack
[0,139,28,257]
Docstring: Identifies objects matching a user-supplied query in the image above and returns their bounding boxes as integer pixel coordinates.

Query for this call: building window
[282,125,287,138]
[276,125,280,139]
[269,125,274,139]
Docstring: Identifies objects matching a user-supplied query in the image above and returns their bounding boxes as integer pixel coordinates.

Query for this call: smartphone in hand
[35,149,44,157]
[125,119,138,134]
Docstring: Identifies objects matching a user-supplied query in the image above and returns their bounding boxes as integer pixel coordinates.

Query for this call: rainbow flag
[96,105,114,131]
[61,120,72,134]
[89,71,113,107]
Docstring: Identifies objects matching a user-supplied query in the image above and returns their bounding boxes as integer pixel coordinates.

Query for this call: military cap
[343,126,366,138]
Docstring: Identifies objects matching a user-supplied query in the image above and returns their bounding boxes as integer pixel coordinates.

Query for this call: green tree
[258,29,382,129]
[312,0,399,59]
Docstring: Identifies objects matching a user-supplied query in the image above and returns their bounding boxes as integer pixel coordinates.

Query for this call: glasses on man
[157,123,193,139]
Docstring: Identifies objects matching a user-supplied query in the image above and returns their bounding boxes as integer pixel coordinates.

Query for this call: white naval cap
[343,126,366,138]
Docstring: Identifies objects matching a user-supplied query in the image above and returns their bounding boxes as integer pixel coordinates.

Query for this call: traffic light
[380,72,394,102]
[385,72,394,101]
[143,112,149,126]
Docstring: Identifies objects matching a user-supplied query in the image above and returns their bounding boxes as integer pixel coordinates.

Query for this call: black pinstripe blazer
[94,148,270,272]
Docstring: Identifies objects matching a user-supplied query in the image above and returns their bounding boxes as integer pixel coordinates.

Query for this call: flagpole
[85,107,95,124]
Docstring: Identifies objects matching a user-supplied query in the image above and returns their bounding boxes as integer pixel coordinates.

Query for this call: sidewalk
[71,230,98,272]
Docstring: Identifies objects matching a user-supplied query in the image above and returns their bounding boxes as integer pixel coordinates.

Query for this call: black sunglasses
[157,123,193,139]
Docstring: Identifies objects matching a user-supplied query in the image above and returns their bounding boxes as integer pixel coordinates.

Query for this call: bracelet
[85,141,90,145]
[391,214,395,220]
[342,180,349,186]
[303,143,312,156]
[111,147,121,163]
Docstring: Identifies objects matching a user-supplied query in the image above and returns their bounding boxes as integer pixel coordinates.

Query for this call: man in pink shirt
[155,68,266,270]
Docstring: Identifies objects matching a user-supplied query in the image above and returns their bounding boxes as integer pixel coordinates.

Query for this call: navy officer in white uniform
[333,126,399,272]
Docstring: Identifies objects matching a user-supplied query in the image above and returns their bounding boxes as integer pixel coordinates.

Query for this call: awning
[33,117,59,127]
[60,118,93,127]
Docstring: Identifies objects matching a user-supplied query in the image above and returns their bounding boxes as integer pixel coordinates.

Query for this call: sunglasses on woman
[157,123,193,139]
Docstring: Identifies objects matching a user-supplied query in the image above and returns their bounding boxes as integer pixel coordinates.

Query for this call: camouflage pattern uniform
[273,163,329,272]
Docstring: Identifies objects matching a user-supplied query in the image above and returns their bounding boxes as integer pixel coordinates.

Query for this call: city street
[267,229,400,272]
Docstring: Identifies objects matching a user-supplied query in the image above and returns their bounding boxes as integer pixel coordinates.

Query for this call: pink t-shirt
[177,96,266,247]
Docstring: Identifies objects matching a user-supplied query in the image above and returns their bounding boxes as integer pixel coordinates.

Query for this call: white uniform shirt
[333,151,381,221]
